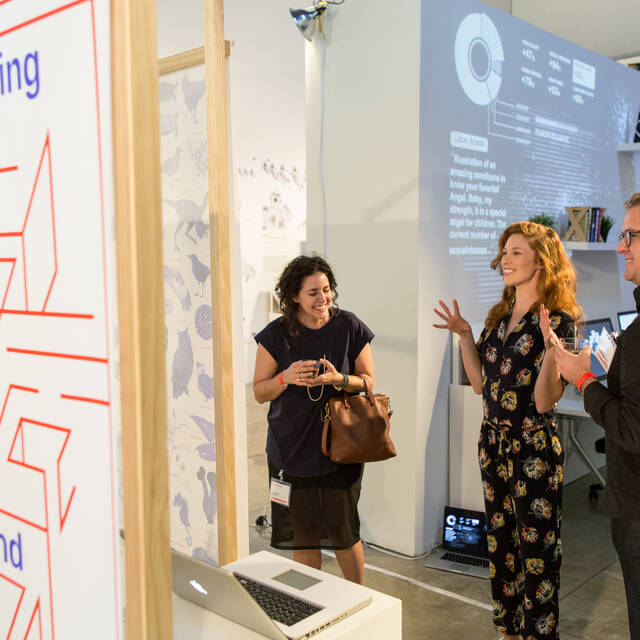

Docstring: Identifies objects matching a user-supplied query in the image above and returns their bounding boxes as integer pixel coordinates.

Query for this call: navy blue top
[476,309,575,431]
[254,309,374,477]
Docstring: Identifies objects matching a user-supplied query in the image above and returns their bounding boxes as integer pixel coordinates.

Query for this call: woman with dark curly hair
[434,222,582,640]
[253,255,374,583]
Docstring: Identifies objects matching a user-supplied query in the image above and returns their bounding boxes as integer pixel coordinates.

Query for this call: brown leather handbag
[321,374,396,464]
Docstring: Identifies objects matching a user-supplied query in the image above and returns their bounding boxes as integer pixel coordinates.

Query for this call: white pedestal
[172,551,402,639]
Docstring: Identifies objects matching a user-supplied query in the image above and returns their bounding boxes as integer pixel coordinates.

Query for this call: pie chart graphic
[455,12,504,105]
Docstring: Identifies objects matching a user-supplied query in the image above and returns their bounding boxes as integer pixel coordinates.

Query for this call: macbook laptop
[171,550,372,640]
[579,317,614,380]
[618,310,637,331]
[424,506,489,579]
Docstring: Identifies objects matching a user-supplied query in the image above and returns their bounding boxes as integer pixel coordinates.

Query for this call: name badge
[595,327,616,373]
[270,478,292,507]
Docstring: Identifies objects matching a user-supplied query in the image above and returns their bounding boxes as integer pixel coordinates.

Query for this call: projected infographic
[0,1,122,638]
[420,0,640,316]
[454,12,503,106]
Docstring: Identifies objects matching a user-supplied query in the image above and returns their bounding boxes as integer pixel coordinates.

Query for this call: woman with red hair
[435,221,581,640]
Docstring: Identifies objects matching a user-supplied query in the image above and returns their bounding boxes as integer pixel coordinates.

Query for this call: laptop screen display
[579,318,614,379]
[618,310,637,331]
[442,506,488,558]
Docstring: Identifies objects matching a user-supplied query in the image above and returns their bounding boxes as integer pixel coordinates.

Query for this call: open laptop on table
[171,550,372,640]
[424,506,489,579]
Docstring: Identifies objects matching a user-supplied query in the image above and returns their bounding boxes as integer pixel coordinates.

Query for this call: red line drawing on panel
[0,383,80,639]
[23,598,42,640]
[0,572,25,640]
[0,1,121,637]
[59,394,109,407]
[6,349,108,365]
[0,134,93,321]
[7,420,76,532]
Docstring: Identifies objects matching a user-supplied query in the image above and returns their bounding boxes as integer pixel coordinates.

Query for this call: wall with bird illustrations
[159,62,219,565]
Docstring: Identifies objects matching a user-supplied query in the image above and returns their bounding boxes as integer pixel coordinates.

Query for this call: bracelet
[576,371,596,393]
[332,372,349,391]
[278,371,285,386]
[544,338,555,349]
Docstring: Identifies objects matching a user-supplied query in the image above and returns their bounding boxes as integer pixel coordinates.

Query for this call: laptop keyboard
[233,573,323,627]
[442,552,490,568]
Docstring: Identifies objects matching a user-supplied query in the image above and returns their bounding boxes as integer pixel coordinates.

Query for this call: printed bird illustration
[182,75,206,123]
[193,547,217,566]
[191,414,215,461]
[189,136,208,176]
[161,145,182,176]
[172,493,192,546]
[171,328,193,399]
[159,80,178,102]
[262,191,292,230]
[194,304,212,340]
[290,165,305,189]
[163,193,208,249]
[197,466,216,524]
[187,254,210,296]
[164,265,191,311]
[160,112,178,140]
[196,363,214,401]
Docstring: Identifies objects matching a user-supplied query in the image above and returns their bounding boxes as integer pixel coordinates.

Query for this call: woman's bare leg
[293,549,322,569]
[334,541,364,584]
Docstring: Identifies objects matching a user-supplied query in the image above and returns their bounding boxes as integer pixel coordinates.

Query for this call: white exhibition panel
[0,1,122,638]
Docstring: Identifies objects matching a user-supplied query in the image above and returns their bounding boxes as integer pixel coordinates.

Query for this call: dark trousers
[612,518,640,640]
[479,422,564,639]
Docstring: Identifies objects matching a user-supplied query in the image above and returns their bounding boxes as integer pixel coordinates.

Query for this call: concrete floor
[245,386,630,639]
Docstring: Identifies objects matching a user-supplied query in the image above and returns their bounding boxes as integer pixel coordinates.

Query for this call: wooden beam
[159,46,204,74]
[204,0,238,565]
[111,0,172,636]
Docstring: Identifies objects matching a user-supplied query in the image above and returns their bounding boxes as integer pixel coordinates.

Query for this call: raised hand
[539,304,560,348]
[305,357,341,387]
[433,299,471,335]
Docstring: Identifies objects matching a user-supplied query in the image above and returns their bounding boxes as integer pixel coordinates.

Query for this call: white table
[557,393,606,488]
[172,551,402,639]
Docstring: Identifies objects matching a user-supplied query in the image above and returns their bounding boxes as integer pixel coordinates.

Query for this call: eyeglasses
[618,229,640,246]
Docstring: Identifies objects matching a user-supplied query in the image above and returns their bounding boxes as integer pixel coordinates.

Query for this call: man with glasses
[552,192,640,639]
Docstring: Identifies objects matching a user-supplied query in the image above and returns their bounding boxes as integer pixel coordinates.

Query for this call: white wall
[306,0,425,555]
[306,0,640,555]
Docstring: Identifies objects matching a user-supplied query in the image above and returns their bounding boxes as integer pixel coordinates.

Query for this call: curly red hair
[485,221,582,329]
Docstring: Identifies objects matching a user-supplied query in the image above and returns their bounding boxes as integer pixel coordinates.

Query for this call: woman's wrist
[332,372,349,390]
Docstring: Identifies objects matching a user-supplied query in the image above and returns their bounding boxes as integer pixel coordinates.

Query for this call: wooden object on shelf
[563,206,605,243]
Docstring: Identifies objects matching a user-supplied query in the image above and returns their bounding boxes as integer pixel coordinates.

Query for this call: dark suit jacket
[583,286,640,519]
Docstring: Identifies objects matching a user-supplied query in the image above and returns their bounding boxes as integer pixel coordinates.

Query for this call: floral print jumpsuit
[476,309,574,639]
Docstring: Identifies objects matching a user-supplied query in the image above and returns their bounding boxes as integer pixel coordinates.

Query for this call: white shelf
[563,241,616,252]
[617,143,640,152]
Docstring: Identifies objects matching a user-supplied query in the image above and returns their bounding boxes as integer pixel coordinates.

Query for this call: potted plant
[600,214,614,242]
[528,214,555,229]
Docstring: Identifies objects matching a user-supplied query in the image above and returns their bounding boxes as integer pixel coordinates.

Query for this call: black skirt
[267,459,363,550]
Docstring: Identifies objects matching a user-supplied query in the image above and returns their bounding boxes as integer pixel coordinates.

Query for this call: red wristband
[576,372,596,393]
[278,371,285,386]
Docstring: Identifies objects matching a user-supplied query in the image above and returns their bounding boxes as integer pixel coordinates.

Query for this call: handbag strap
[321,412,331,457]
[360,373,376,405]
